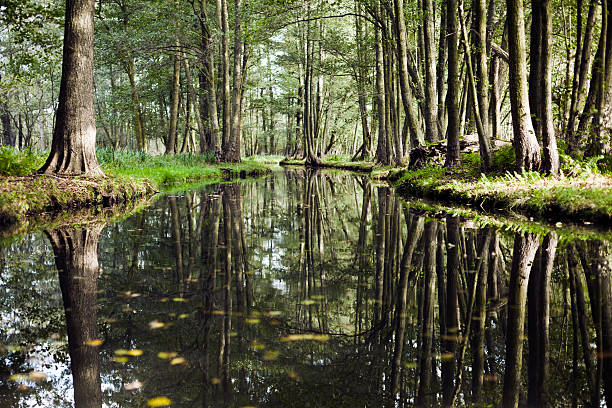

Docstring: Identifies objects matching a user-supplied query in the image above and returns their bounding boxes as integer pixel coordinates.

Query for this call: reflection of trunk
[169,196,184,293]
[527,233,557,406]
[568,244,596,403]
[220,189,233,397]
[375,187,388,324]
[46,226,103,408]
[442,216,460,405]
[502,232,539,408]
[580,241,612,406]
[471,229,492,401]
[417,221,437,406]
[392,214,424,394]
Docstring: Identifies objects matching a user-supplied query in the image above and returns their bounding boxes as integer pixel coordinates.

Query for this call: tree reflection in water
[1,169,611,407]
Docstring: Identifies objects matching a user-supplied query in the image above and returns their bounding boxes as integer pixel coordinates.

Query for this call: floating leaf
[172,297,187,302]
[85,339,103,347]
[126,349,143,357]
[245,318,260,324]
[125,380,143,391]
[178,314,190,319]
[157,352,178,360]
[149,320,165,329]
[147,396,172,406]
[210,377,221,385]
[300,299,316,306]
[280,334,329,342]
[170,357,186,366]
[9,374,27,381]
[112,356,129,363]
[267,311,282,317]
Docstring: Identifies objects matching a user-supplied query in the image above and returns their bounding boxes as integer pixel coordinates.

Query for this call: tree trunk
[40,0,103,176]
[506,0,541,170]
[445,2,460,166]
[166,49,181,154]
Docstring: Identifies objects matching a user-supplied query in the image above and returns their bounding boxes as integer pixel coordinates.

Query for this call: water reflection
[47,227,103,408]
[0,169,611,407]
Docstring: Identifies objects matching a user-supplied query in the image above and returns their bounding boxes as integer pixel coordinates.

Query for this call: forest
[0,0,611,173]
[1,0,612,407]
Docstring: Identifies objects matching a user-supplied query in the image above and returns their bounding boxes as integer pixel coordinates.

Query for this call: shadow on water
[0,168,611,407]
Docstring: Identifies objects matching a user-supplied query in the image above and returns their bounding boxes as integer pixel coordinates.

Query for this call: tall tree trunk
[166,49,181,154]
[200,0,221,155]
[40,0,103,176]
[422,0,440,143]
[530,0,560,174]
[374,3,390,165]
[506,0,541,170]
[223,0,243,163]
[445,2,460,166]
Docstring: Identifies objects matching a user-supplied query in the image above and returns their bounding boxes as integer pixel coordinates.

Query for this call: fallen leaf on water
[147,396,172,406]
[9,374,28,382]
[126,349,143,357]
[125,380,143,391]
[111,356,129,363]
[210,377,221,384]
[85,339,103,347]
[280,334,329,342]
[245,318,260,324]
[170,357,186,366]
[18,384,29,391]
[149,320,165,329]
[157,352,178,359]
[172,297,187,302]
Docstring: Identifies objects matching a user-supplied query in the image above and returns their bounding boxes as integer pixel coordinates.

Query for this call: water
[0,168,611,407]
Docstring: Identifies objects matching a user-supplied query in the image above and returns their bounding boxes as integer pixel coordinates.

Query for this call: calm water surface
[0,169,611,407]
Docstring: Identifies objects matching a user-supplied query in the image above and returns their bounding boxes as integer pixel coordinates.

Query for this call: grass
[0,148,273,231]
[98,148,272,190]
[279,148,612,225]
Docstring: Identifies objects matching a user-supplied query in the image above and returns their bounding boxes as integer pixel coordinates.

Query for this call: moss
[279,155,612,225]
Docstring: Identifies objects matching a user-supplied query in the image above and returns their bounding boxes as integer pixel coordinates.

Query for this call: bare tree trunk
[506,0,541,170]
[166,43,181,154]
[40,0,103,176]
[445,2,460,166]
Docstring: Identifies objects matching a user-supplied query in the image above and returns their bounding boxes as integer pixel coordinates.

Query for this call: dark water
[0,168,611,407]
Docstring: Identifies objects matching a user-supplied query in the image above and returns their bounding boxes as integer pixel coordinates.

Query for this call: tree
[506,0,541,171]
[39,0,103,176]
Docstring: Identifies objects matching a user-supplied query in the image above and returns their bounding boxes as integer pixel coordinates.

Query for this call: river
[0,168,610,407]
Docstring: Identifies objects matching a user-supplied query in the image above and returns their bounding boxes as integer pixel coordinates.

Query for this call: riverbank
[0,148,273,228]
[280,154,612,225]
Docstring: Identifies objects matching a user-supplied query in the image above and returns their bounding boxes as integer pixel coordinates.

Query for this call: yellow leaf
[149,320,165,329]
[126,349,143,357]
[172,297,187,302]
[147,396,172,406]
[157,352,178,359]
[170,357,186,366]
[85,339,103,347]
[9,374,27,381]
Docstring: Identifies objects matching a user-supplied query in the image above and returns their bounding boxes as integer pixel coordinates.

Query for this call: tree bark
[40,0,103,176]
[506,0,541,171]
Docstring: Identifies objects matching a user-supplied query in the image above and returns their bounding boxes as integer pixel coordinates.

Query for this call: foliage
[0,146,45,176]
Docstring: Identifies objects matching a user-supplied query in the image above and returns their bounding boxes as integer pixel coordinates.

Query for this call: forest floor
[281,150,612,225]
[0,148,273,232]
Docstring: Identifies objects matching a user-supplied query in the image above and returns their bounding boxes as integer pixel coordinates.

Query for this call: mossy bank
[0,148,274,230]
[280,152,612,226]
